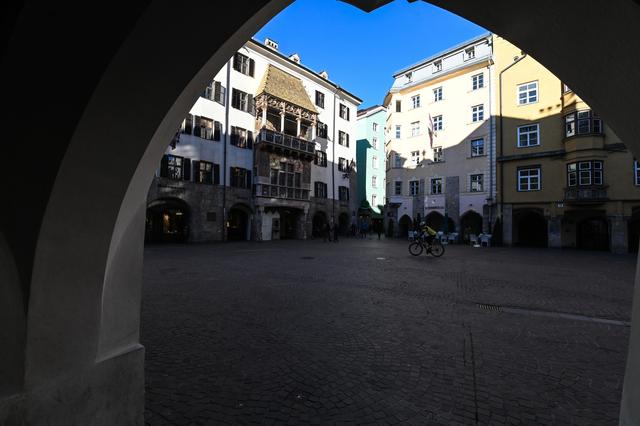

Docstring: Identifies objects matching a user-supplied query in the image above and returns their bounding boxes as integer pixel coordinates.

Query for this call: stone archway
[425,211,444,231]
[146,198,191,243]
[513,209,548,247]
[312,211,328,238]
[460,210,483,242]
[228,204,252,241]
[4,1,640,424]
[398,215,412,239]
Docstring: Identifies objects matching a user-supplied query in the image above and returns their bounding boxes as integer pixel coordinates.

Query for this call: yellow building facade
[494,35,640,253]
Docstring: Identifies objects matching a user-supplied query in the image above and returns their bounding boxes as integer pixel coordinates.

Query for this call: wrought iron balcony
[255,183,310,201]
[256,129,315,155]
[564,186,608,204]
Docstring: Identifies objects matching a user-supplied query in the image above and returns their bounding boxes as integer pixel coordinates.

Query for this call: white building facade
[384,33,497,240]
[146,38,361,242]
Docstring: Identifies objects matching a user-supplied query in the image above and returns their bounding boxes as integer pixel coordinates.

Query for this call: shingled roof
[256,65,318,114]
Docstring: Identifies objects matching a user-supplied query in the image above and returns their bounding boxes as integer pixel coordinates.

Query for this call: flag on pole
[427,113,435,148]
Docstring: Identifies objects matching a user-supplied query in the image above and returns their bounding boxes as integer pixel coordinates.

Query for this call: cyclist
[418,221,437,244]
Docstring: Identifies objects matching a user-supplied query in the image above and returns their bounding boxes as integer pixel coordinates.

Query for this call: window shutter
[249,59,255,77]
[231,90,239,109]
[346,134,350,147]
[214,121,221,141]
[246,170,252,189]
[214,164,220,185]
[214,81,222,102]
[231,127,238,146]
[233,53,240,71]
[183,159,191,181]
[160,155,169,178]
[193,116,201,137]
[247,94,254,114]
[346,107,350,121]
[230,167,236,187]
[184,114,193,134]
[247,131,253,149]
[192,161,200,183]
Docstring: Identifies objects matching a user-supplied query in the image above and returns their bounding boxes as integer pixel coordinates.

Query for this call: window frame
[471,104,484,122]
[433,146,443,163]
[315,91,325,108]
[411,94,421,109]
[517,123,540,148]
[470,138,484,157]
[517,166,541,191]
[472,73,484,90]
[394,180,402,195]
[431,177,442,195]
[409,180,419,196]
[517,81,539,105]
[470,174,484,192]
[433,115,443,131]
[433,86,443,102]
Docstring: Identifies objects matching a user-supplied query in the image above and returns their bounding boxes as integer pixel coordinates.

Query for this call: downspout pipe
[498,52,527,240]
[223,58,232,240]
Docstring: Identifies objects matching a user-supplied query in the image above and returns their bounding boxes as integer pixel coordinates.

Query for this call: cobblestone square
[142,239,635,425]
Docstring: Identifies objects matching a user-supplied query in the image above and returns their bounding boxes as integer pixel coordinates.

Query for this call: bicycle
[408,233,445,257]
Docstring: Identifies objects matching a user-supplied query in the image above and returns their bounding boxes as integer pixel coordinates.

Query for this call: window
[518,167,541,191]
[203,81,226,105]
[230,167,252,189]
[394,180,403,195]
[517,124,540,147]
[230,126,253,149]
[314,151,327,167]
[433,146,443,162]
[372,175,377,188]
[371,194,377,207]
[315,91,325,108]
[182,114,193,134]
[411,121,420,137]
[635,161,640,186]
[433,87,443,102]
[472,73,484,90]
[564,110,603,138]
[470,138,484,156]
[339,104,350,120]
[395,125,401,139]
[338,157,349,172]
[338,130,349,147]
[372,155,378,169]
[372,137,378,149]
[231,89,254,114]
[314,181,328,198]
[411,95,421,109]
[394,153,402,168]
[567,163,577,187]
[471,104,484,122]
[518,81,538,105]
[195,161,214,185]
[433,60,442,73]
[339,186,350,201]
[464,46,475,61]
[233,52,255,77]
[395,100,401,112]
[431,178,442,195]
[433,115,443,131]
[470,174,483,192]
[268,162,303,199]
[194,116,215,140]
[373,122,378,132]
[568,161,603,186]
[317,121,328,139]
[161,154,184,180]
[409,180,419,196]
[411,150,421,166]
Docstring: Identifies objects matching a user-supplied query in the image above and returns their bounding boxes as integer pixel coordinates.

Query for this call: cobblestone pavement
[142,239,635,425]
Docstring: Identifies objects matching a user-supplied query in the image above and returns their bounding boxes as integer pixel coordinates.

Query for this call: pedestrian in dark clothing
[376,222,382,240]
[323,222,331,242]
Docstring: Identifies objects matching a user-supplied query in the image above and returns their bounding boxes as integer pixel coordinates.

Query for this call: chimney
[264,38,279,51]
[289,53,301,64]
[319,70,329,79]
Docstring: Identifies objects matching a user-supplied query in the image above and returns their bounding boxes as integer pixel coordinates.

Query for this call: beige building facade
[384,33,496,240]
[494,35,640,253]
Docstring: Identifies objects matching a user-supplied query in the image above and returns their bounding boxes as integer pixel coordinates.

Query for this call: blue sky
[254,0,487,109]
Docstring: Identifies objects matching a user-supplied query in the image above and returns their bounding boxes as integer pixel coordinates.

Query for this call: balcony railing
[257,129,315,155]
[256,184,310,201]
[564,186,608,204]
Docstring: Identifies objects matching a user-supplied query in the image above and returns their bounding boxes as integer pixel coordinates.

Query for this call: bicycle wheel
[429,240,445,257]
[408,241,424,256]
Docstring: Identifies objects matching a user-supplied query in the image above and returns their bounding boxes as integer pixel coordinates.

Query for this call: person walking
[376,221,382,240]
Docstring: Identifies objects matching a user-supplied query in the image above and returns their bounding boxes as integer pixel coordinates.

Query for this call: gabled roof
[256,64,318,113]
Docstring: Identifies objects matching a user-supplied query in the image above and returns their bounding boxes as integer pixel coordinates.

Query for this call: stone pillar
[502,204,513,246]
[296,118,301,137]
[280,111,285,133]
[548,216,562,248]
[610,215,629,254]
[311,120,317,140]
[261,107,267,127]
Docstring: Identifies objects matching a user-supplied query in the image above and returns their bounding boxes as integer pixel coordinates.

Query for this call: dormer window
[405,71,413,83]
[433,60,442,73]
[464,47,475,61]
